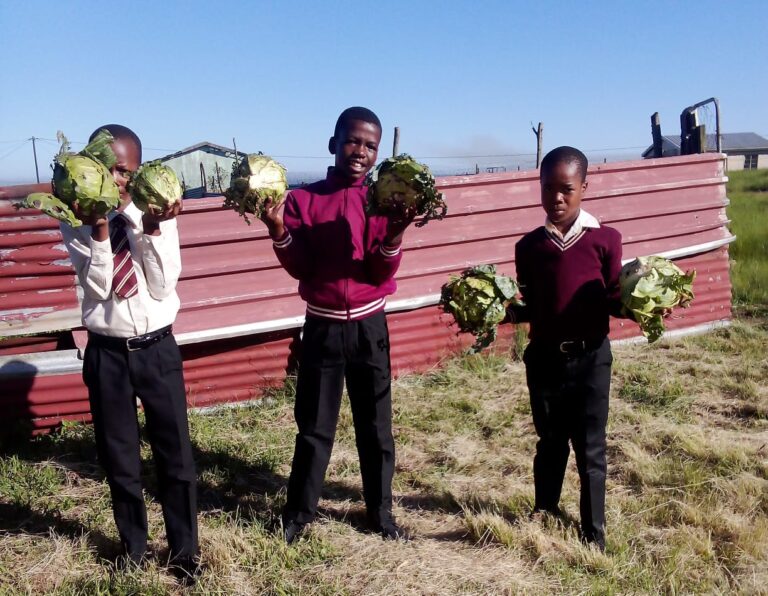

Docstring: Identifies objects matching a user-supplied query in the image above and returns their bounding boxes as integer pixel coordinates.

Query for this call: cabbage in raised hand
[128,161,182,215]
[223,153,288,224]
[366,154,447,227]
[440,264,522,351]
[620,255,696,343]
[16,130,120,226]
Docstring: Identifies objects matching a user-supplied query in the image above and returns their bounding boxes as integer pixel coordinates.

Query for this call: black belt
[88,325,173,352]
[533,337,605,356]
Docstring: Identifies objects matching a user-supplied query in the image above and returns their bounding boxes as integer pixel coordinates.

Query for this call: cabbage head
[223,153,288,224]
[366,154,447,227]
[620,255,696,343]
[128,161,182,215]
[440,264,521,351]
[15,130,119,226]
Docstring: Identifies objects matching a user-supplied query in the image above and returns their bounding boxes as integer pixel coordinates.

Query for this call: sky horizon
[1,0,766,186]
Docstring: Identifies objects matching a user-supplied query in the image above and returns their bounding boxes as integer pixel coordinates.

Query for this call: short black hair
[540,146,588,182]
[333,107,382,137]
[89,124,142,162]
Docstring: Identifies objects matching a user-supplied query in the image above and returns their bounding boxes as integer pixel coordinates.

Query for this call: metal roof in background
[642,132,768,157]
[1,152,733,432]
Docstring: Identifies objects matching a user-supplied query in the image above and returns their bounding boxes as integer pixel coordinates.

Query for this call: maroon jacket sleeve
[272,192,314,281]
[603,227,625,318]
[364,215,403,286]
[507,238,531,323]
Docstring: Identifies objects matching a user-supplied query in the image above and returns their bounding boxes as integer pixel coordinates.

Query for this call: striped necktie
[110,214,139,299]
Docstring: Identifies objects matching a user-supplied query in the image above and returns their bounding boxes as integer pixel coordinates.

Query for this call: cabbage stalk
[366,154,447,227]
[223,153,288,224]
[15,130,120,226]
[620,256,696,343]
[128,161,182,214]
[440,264,522,351]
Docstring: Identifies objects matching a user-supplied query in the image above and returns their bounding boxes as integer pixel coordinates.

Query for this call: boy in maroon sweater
[261,107,413,543]
[511,146,623,551]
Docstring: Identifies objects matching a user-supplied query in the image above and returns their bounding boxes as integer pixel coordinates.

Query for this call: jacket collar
[326,166,367,189]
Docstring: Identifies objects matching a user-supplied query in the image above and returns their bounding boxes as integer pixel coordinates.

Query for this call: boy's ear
[582,180,589,192]
[328,136,336,155]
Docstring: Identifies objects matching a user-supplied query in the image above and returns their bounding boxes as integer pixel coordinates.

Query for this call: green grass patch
[1,316,767,594]
[727,169,768,306]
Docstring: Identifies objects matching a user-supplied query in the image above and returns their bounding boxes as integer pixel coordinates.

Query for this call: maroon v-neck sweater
[514,225,623,343]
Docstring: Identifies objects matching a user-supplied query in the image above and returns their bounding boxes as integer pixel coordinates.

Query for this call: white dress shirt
[545,209,601,242]
[60,201,182,338]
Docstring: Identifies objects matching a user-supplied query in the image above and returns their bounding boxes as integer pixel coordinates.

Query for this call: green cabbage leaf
[128,161,182,215]
[620,255,696,343]
[15,130,120,226]
[223,153,288,224]
[365,154,447,227]
[440,264,522,351]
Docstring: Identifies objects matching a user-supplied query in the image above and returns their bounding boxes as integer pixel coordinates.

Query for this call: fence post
[651,112,663,158]
[392,126,400,157]
[532,122,543,168]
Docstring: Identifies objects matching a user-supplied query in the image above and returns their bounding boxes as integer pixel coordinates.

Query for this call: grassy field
[727,168,768,306]
[0,172,766,594]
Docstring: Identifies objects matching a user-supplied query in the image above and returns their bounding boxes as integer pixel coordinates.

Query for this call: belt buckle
[559,340,585,354]
[126,335,143,352]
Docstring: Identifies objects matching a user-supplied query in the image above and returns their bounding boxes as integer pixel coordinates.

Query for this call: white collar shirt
[544,209,601,243]
[59,201,182,338]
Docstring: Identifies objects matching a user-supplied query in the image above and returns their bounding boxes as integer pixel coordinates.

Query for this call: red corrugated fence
[0,153,733,431]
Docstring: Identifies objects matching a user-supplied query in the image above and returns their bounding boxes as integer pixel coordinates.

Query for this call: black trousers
[523,337,612,546]
[284,311,395,525]
[82,332,198,562]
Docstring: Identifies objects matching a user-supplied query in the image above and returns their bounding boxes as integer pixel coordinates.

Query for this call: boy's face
[540,160,587,232]
[329,119,381,181]
[110,137,141,208]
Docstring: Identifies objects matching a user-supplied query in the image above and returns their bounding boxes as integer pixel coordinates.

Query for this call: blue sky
[1,0,766,184]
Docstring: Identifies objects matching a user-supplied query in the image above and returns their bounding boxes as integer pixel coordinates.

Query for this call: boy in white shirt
[60,124,198,580]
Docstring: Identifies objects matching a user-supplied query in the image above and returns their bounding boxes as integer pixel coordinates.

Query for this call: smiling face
[329,119,381,182]
[110,137,141,209]
[540,159,587,234]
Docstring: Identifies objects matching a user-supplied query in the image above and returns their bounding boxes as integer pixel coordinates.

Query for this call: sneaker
[282,519,306,545]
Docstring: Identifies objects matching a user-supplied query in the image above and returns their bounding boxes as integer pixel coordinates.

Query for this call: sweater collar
[545,209,600,243]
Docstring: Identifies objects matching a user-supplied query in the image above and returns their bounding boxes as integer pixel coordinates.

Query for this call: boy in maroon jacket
[261,107,413,543]
[510,146,623,551]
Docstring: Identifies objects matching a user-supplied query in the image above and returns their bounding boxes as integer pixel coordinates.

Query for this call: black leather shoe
[283,519,306,545]
[115,552,147,571]
[377,519,411,541]
[581,532,606,553]
[169,556,202,586]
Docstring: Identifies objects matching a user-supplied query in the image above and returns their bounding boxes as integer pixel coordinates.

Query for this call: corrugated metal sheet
[0,153,733,431]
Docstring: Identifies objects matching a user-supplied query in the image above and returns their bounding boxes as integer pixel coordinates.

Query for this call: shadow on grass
[0,501,122,563]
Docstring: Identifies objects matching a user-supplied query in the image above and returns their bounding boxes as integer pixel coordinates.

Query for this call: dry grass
[1,313,767,594]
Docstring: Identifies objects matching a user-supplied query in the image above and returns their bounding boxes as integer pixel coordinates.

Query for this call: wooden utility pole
[651,113,663,158]
[30,136,40,183]
[532,122,543,168]
[392,126,400,157]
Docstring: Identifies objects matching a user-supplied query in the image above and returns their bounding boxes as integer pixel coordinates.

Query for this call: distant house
[158,142,246,198]
[642,132,768,170]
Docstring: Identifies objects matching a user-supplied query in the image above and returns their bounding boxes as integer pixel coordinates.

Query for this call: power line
[0,139,30,162]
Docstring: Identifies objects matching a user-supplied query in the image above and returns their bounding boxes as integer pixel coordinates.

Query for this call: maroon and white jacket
[273,168,402,321]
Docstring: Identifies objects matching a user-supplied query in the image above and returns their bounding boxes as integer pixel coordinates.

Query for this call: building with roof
[158,142,246,198]
[642,132,768,170]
